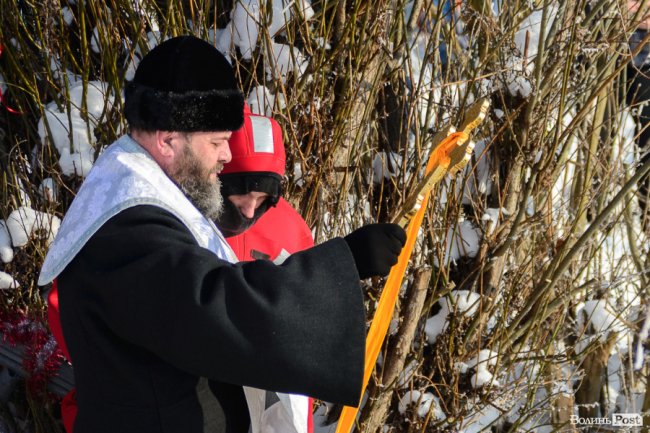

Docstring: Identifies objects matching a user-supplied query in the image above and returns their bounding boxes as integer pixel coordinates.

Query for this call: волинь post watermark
[570,413,643,428]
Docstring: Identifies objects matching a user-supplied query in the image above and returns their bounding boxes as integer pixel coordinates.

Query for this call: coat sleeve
[57,205,365,406]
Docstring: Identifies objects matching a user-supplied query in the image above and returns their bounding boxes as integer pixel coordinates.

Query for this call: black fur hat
[124,35,244,132]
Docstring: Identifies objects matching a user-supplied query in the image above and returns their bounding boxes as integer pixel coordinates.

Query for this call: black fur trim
[124,81,244,132]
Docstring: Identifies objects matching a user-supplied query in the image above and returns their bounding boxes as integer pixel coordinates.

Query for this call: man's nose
[220,144,232,164]
[239,201,256,219]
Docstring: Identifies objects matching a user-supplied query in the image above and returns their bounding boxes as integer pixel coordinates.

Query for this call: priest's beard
[172,144,224,220]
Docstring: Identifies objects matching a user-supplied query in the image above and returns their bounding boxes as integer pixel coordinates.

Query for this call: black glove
[344,223,407,279]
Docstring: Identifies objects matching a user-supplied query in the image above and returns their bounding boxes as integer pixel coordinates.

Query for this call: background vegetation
[0,0,649,431]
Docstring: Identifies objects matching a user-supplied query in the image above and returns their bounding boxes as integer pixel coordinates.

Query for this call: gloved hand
[344,223,407,279]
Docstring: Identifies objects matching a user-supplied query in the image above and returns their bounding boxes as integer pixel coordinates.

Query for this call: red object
[47,280,76,431]
[221,104,286,177]
[0,307,63,398]
[47,280,69,360]
[227,198,313,262]
[0,45,24,115]
[224,104,315,433]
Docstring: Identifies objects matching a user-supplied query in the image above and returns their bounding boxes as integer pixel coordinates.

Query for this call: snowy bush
[1,0,649,431]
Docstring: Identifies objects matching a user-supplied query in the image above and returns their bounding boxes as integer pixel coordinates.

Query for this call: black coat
[57,205,365,433]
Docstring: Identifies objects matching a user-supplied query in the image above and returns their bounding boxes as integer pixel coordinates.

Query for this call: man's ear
[155,131,176,158]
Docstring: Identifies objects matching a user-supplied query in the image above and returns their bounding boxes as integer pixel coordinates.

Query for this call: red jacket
[223,103,313,259]
[222,103,315,433]
[227,198,313,262]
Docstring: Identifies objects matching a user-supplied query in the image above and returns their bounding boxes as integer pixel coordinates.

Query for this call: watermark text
[570,413,643,428]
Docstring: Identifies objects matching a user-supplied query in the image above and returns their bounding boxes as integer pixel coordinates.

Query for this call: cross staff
[336,97,490,433]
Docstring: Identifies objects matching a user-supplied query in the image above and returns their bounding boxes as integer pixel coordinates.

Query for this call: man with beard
[40,35,406,433]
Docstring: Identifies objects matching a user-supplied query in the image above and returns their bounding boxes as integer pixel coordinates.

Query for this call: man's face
[169,131,232,220]
[228,191,270,219]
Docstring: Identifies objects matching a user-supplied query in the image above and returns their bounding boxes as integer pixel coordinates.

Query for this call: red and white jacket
[223,104,315,433]
[223,105,313,261]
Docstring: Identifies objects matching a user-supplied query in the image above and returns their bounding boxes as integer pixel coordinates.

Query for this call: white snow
[605,354,622,412]
[466,349,498,370]
[454,361,469,374]
[613,108,638,166]
[425,290,481,344]
[6,207,38,247]
[506,72,533,98]
[502,4,558,98]
[398,390,420,415]
[372,152,402,184]
[0,72,6,97]
[0,272,19,289]
[232,0,260,60]
[212,26,233,61]
[68,80,112,122]
[635,306,650,370]
[467,350,499,388]
[481,207,508,235]
[231,0,314,61]
[6,206,61,247]
[458,402,502,433]
[424,311,448,344]
[416,393,445,419]
[464,139,493,200]
[91,27,101,53]
[39,178,58,203]
[434,220,482,267]
[57,147,94,177]
[515,6,557,67]
[38,80,114,176]
[396,360,418,388]
[123,32,163,81]
[314,37,331,49]
[445,290,481,316]
[61,7,74,25]
[293,162,304,188]
[248,85,285,116]
[575,300,628,354]
[399,390,442,417]
[268,0,314,37]
[48,56,82,90]
[576,300,626,337]
[266,42,307,81]
[0,220,14,263]
[470,369,498,388]
[388,318,399,335]
[17,179,31,208]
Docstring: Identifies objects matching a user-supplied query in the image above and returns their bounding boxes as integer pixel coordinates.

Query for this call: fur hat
[124,35,244,132]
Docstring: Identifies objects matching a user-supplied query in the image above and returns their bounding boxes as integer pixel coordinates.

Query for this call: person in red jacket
[210,104,315,433]
[218,104,313,260]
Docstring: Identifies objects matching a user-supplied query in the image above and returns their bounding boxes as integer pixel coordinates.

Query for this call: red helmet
[221,104,285,176]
